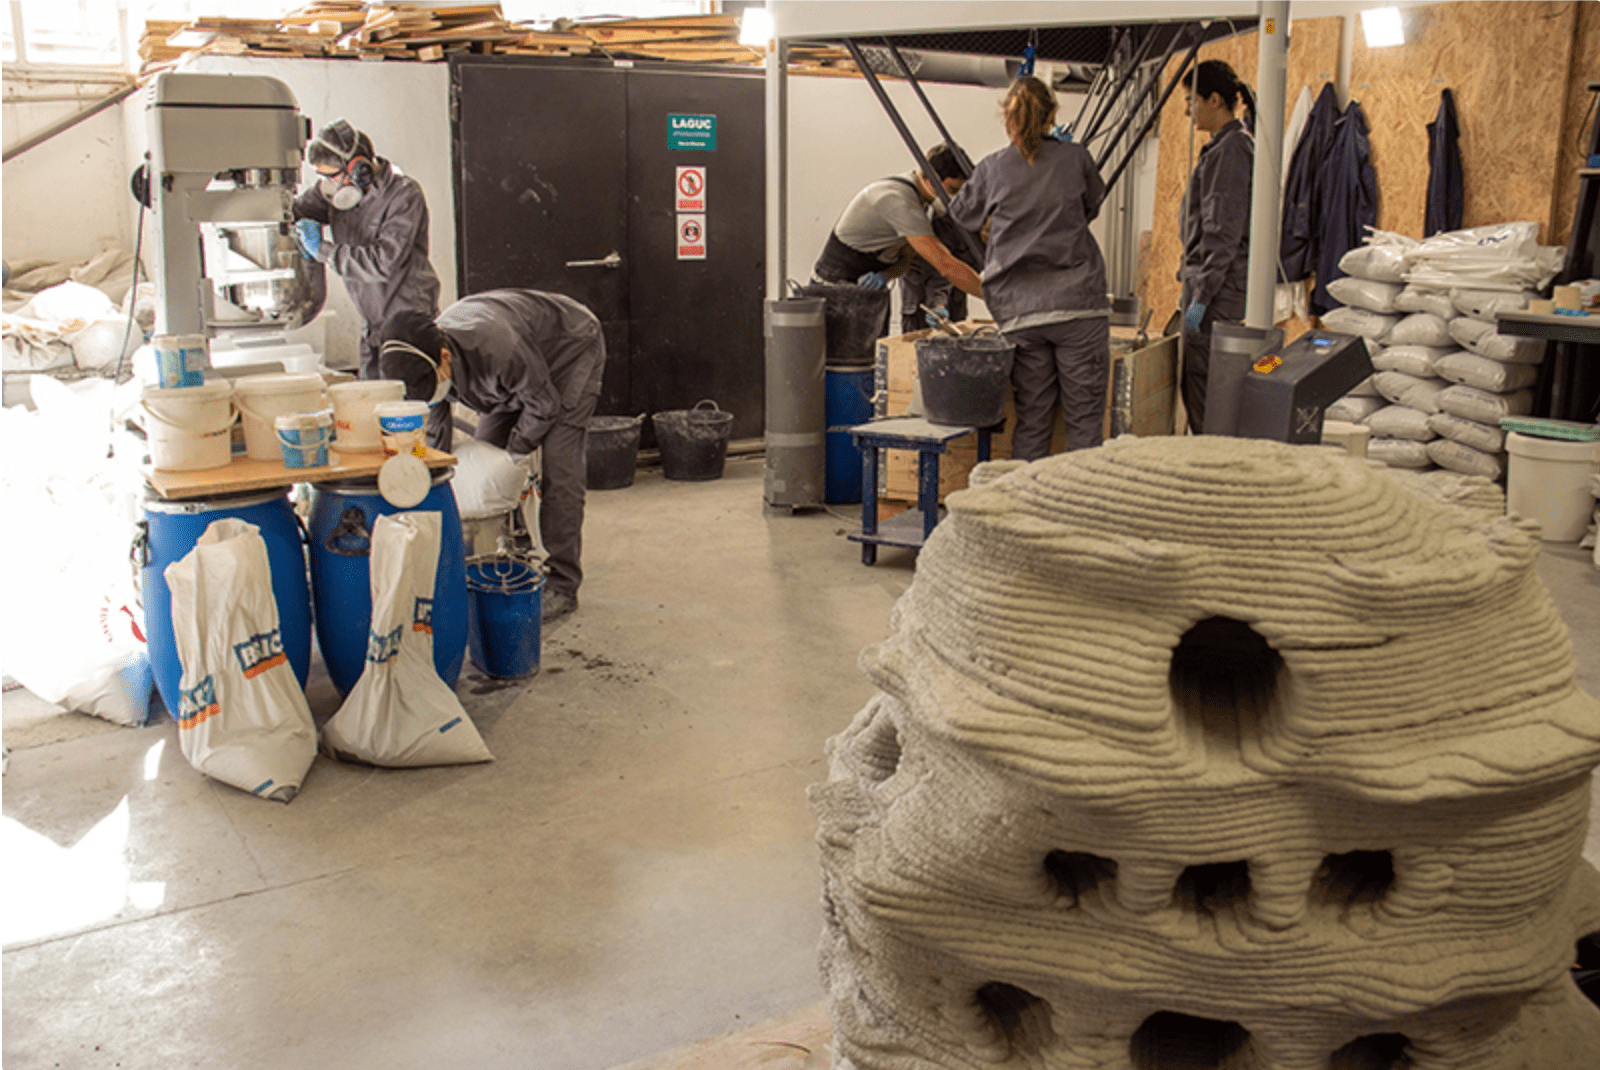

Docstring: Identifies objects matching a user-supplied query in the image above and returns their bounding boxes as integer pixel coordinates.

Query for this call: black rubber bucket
[586,414,644,490]
[915,333,1016,427]
[651,400,734,481]
[790,281,890,367]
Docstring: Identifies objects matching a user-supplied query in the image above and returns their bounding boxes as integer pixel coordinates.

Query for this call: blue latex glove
[1049,124,1073,143]
[924,306,949,329]
[1183,299,1207,336]
[856,270,887,291]
[294,219,322,260]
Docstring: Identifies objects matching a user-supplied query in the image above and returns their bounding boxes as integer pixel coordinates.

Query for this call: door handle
[565,250,622,269]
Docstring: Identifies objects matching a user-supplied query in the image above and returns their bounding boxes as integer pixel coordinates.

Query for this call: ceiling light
[738,8,773,48]
[1361,7,1406,48]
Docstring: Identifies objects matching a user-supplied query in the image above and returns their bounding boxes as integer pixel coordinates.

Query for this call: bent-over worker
[378,289,605,622]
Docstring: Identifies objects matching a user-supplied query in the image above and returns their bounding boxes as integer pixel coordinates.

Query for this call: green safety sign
[668,113,717,151]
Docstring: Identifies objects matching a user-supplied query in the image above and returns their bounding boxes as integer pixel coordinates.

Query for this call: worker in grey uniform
[814,143,983,307]
[293,119,441,379]
[949,76,1111,459]
[1178,60,1256,433]
[377,290,606,622]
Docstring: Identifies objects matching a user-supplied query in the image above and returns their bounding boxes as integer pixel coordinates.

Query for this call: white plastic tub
[374,399,429,458]
[235,373,327,461]
[1505,431,1600,542]
[329,380,405,452]
[141,381,236,471]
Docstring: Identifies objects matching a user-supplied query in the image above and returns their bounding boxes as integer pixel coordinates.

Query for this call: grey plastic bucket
[914,333,1015,427]
[652,399,734,481]
[587,414,644,490]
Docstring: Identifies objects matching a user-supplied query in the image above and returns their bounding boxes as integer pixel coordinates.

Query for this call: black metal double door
[450,57,766,441]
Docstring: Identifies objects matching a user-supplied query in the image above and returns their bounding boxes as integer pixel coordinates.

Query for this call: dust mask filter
[381,340,451,407]
[319,176,364,210]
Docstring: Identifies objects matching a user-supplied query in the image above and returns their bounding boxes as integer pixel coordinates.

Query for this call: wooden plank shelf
[145,447,457,500]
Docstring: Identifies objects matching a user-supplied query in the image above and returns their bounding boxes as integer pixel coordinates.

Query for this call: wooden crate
[874,324,1175,504]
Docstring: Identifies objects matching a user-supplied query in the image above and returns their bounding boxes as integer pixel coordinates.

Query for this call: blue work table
[845,416,995,565]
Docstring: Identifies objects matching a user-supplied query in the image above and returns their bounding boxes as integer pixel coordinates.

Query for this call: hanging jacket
[1279,83,1340,283]
[1425,88,1464,237]
[1311,100,1378,315]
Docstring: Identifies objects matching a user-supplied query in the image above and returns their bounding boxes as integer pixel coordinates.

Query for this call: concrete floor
[3,455,1599,1070]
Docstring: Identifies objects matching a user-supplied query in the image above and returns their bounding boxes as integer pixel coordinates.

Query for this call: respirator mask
[382,340,451,406]
[319,175,365,211]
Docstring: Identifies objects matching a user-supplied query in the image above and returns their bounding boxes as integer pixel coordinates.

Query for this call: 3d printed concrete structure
[811,437,1600,1069]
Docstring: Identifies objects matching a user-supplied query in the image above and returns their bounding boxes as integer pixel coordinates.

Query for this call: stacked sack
[1320,225,1562,477]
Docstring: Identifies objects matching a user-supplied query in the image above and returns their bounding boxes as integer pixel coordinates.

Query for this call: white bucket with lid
[235,373,328,461]
[141,381,237,471]
[276,409,334,469]
[330,380,405,452]
[1506,431,1600,542]
[374,400,430,459]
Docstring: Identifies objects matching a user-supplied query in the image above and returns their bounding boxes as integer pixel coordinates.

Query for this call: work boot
[542,590,577,622]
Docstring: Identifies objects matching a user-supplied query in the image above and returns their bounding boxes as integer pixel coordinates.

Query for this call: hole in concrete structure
[1129,1011,1251,1069]
[1317,851,1396,910]
[1169,617,1283,745]
[855,709,902,782]
[974,981,1055,1057]
[1329,1032,1412,1069]
[1043,850,1117,905]
[1175,861,1251,915]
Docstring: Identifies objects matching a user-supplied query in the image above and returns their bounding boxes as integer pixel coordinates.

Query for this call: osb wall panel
[1143,18,1341,333]
[1552,0,1600,248]
[1351,1,1578,244]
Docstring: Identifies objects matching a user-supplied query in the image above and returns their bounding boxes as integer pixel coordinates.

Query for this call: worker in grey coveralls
[377,290,605,622]
[1178,60,1256,434]
[293,120,441,379]
[949,76,1111,459]
[813,143,983,308]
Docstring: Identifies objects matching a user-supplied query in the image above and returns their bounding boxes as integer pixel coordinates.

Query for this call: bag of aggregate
[1452,289,1538,321]
[1386,312,1453,347]
[1447,316,1546,364]
[1368,436,1433,468]
[1373,371,1449,414]
[1437,384,1535,425]
[1433,350,1540,393]
[1393,285,1458,319]
[1366,404,1437,441]
[1326,277,1403,314]
[1347,374,1382,398]
[1320,306,1398,342]
[1371,345,1450,377]
[1338,243,1409,282]
[1427,410,1506,454]
[1325,395,1386,424]
[1427,438,1505,479]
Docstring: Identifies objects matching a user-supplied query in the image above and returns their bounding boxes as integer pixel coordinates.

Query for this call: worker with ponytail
[948,76,1111,458]
[1177,58,1256,433]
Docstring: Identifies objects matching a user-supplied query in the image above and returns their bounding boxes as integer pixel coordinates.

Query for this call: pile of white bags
[1321,225,1556,476]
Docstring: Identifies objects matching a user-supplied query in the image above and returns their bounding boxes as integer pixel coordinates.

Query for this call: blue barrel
[466,556,544,679]
[307,473,467,697]
[825,366,875,504]
[140,489,312,717]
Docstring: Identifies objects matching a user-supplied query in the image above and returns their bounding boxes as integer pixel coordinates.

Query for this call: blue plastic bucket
[154,334,208,389]
[825,366,874,504]
[307,473,467,697]
[276,410,332,469]
[139,489,312,716]
[466,555,544,679]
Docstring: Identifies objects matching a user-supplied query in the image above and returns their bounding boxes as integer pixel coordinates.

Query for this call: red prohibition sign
[678,170,704,197]
[682,219,702,242]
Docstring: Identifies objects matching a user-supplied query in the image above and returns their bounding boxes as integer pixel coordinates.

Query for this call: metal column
[1245,1,1289,328]
[765,39,789,301]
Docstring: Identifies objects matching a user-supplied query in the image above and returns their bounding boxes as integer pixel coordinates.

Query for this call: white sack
[1428,411,1506,454]
[1347,374,1382,398]
[1427,438,1505,479]
[164,519,317,802]
[1371,345,1451,377]
[1433,350,1540,394]
[1337,243,1409,282]
[1320,306,1398,342]
[1386,313,1454,347]
[321,512,493,768]
[1393,285,1458,319]
[1447,316,1547,364]
[1366,404,1437,442]
[1453,289,1539,321]
[451,438,532,520]
[1373,371,1449,414]
[1325,395,1386,424]
[1327,277,1403,314]
[1368,437,1433,468]
[1437,385,1535,425]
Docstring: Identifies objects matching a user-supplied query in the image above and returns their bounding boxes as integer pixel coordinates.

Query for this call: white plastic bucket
[330,380,405,452]
[141,381,237,471]
[235,373,328,461]
[375,400,429,459]
[1506,431,1600,542]
[153,334,208,389]
[276,409,334,469]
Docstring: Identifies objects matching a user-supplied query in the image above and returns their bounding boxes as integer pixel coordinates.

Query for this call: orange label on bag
[1253,354,1283,374]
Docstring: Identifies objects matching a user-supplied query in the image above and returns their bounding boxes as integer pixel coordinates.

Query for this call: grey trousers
[1180,287,1247,435]
[1004,317,1111,461]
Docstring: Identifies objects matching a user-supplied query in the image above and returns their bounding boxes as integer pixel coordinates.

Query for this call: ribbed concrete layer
[813,440,1600,1069]
[866,439,1600,798]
